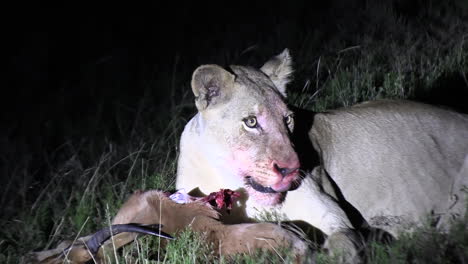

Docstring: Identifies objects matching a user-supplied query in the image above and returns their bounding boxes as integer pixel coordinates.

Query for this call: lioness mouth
[245,176,279,194]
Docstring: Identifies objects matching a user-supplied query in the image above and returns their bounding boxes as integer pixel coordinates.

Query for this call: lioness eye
[285,114,294,125]
[243,116,258,128]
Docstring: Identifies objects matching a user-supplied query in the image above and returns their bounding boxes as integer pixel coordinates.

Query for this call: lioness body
[176,50,468,250]
[309,100,468,234]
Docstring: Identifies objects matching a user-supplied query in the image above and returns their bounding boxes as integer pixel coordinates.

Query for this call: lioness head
[176,49,300,206]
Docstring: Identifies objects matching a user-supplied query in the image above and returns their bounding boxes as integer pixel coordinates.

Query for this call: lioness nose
[274,163,299,178]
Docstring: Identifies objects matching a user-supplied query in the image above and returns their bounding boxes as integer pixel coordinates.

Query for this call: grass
[2,0,468,263]
[364,214,468,264]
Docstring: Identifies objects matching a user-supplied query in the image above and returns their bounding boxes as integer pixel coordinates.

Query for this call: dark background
[3,1,335,167]
[3,0,467,192]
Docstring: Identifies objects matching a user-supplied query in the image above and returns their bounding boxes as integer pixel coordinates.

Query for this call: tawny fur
[27,190,309,263]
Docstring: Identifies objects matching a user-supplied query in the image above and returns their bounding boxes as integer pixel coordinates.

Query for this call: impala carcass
[26,189,310,263]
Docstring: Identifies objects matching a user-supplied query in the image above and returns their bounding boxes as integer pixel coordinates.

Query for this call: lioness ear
[260,49,293,97]
[191,65,235,111]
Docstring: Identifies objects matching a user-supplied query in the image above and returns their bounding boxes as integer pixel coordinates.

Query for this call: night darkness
[3,1,334,184]
[5,2,323,149]
[2,1,468,262]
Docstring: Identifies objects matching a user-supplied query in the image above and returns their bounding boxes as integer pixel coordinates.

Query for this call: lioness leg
[283,168,355,235]
[282,168,364,261]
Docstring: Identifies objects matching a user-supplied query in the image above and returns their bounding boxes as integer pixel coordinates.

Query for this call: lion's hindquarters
[310,101,468,235]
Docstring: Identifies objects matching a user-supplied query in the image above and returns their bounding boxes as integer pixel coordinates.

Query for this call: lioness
[176,49,468,255]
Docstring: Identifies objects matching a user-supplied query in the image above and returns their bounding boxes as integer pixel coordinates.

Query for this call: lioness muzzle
[245,176,280,193]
